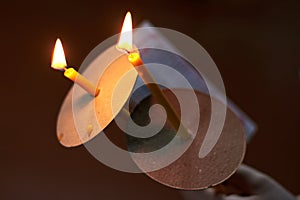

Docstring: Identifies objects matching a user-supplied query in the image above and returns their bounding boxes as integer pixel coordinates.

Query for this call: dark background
[1,0,299,199]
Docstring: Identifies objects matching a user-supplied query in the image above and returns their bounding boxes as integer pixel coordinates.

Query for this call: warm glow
[116,11,133,52]
[51,38,67,70]
[128,52,142,66]
[64,68,77,81]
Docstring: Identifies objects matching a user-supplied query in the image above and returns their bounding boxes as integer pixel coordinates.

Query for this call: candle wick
[125,49,132,55]
[60,67,67,72]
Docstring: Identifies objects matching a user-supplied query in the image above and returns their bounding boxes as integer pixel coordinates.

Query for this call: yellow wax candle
[51,38,100,97]
[117,12,192,139]
[64,68,100,97]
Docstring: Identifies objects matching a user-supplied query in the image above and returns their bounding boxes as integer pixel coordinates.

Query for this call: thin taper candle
[63,67,100,97]
[127,51,192,139]
[117,12,192,139]
[51,38,100,97]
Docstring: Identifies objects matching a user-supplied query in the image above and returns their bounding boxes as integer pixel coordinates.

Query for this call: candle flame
[51,38,67,70]
[116,11,133,52]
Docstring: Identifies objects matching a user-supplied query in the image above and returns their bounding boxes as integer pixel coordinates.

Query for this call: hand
[181,164,296,200]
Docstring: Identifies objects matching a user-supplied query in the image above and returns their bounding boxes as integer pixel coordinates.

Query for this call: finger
[224,164,295,200]
[180,188,225,200]
[222,164,270,195]
[224,194,259,200]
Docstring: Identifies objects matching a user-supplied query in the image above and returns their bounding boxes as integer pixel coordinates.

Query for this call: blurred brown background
[1,0,299,199]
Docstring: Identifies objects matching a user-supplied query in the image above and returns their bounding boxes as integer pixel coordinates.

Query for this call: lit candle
[117,12,192,139]
[51,38,100,97]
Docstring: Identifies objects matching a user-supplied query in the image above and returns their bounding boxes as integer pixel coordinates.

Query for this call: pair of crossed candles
[51,11,247,191]
[51,12,192,139]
